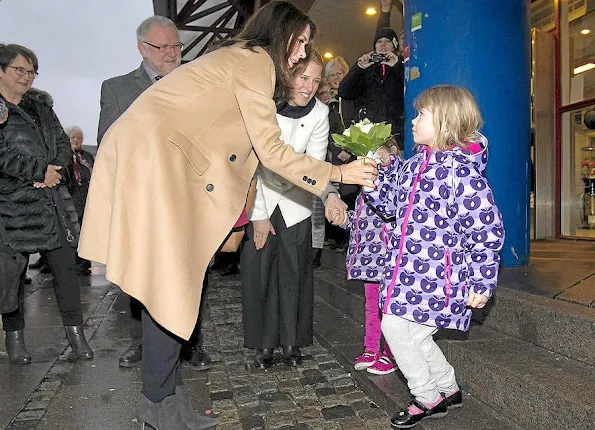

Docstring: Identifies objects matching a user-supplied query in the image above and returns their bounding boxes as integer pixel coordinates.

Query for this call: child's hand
[325,194,347,226]
[466,292,488,309]
[375,147,392,166]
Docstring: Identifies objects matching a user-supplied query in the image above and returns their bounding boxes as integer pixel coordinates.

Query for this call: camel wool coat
[79,45,332,340]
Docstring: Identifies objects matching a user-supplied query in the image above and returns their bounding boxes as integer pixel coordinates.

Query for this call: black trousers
[2,238,83,332]
[141,274,209,402]
[241,208,314,349]
[128,275,208,347]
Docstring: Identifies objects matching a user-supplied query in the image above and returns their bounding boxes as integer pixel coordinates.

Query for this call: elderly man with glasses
[97,16,213,377]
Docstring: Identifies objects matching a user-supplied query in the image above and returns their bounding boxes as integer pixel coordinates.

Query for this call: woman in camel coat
[79,2,376,429]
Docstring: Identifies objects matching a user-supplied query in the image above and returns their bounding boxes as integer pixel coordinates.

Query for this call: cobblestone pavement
[203,273,392,430]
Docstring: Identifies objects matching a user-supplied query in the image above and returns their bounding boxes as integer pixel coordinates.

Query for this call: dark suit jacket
[97,63,152,145]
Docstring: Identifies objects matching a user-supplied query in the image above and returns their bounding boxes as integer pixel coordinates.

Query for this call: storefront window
[561,1,595,104]
[561,104,595,237]
[531,0,555,31]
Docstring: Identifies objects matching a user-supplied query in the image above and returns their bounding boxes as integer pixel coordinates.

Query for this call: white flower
[354,118,373,134]
[343,128,351,137]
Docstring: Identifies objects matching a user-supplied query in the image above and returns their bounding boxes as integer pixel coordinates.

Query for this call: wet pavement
[0,261,392,430]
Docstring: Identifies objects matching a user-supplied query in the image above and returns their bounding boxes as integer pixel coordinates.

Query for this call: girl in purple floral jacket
[344,140,399,376]
[365,86,504,428]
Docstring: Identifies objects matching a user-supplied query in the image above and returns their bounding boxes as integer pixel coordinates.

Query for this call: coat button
[312,180,316,185]
[206,184,214,192]
[307,178,312,184]
[229,154,237,162]
[303,176,308,181]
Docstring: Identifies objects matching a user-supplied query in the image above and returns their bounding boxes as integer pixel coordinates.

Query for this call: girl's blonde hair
[414,85,483,151]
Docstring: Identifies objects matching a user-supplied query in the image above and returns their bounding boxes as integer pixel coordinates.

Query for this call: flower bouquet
[331,119,392,157]
[331,119,392,190]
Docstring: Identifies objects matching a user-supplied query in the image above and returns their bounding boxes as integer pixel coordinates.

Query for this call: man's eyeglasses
[7,66,38,79]
[142,41,184,53]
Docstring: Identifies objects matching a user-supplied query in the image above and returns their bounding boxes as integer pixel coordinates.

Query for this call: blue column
[403,0,531,267]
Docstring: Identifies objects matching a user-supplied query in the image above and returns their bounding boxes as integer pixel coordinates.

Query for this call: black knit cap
[373,27,399,51]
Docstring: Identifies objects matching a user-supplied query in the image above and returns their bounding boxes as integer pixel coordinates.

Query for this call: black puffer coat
[0,89,80,253]
[338,61,405,148]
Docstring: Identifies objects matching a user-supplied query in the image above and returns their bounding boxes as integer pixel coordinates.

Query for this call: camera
[370,53,389,63]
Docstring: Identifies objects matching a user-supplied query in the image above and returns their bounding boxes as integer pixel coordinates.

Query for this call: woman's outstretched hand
[332,157,377,188]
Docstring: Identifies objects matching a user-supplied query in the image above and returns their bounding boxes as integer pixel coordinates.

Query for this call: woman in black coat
[0,44,93,364]
[65,125,94,276]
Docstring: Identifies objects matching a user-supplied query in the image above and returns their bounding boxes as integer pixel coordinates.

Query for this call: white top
[250,99,330,227]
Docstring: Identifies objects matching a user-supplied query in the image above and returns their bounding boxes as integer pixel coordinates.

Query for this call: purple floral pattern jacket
[365,136,505,332]
[344,193,395,283]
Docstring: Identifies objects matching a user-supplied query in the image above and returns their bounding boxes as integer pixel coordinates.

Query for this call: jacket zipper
[47,189,74,243]
[444,249,452,307]
[347,193,366,279]
[383,148,432,314]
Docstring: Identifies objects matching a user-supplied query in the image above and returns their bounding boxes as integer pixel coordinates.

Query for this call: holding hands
[325,193,347,226]
[466,293,488,309]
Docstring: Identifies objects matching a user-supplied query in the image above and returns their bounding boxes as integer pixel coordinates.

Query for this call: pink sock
[407,397,443,415]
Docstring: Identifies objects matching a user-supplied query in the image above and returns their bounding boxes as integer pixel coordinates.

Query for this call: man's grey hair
[64,125,83,138]
[136,16,177,42]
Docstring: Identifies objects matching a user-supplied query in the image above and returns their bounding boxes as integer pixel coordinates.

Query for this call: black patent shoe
[254,348,275,369]
[390,398,448,429]
[182,346,211,371]
[282,345,302,367]
[119,340,142,367]
[441,390,463,409]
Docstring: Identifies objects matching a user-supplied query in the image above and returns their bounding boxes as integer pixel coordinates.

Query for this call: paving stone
[319,361,343,371]
[259,391,290,402]
[321,404,356,420]
[296,407,323,423]
[211,390,234,400]
[278,424,309,430]
[295,398,321,409]
[315,386,336,397]
[357,406,389,421]
[331,377,356,388]
[322,367,351,381]
[310,421,343,430]
[287,385,317,400]
[319,394,347,408]
[265,411,296,428]
[216,408,241,424]
[238,402,273,418]
[339,417,366,429]
[271,399,298,413]
[217,422,243,430]
[314,353,336,365]
[278,378,302,391]
[300,370,327,386]
[14,410,44,420]
[241,414,265,430]
[343,390,368,404]
[364,418,392,429]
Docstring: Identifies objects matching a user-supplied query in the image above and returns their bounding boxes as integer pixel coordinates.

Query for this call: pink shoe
[353,351,378,371]
[366,354,397,375]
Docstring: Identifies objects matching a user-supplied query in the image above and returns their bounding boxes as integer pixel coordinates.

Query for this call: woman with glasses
[80,2,376,429]
[0,44,93,365]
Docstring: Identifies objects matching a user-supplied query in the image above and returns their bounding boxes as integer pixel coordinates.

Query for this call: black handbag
[0,218,27,313]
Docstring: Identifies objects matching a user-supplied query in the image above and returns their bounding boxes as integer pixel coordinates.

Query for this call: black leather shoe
[282,345,302,367]
[441,390,462,409]
[119,340,142,367]
[24,276,32,284]
[182,346,211,371]
[254,348,275,369]
[390,398,448,429]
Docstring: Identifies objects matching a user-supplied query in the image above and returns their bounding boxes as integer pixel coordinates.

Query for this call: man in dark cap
[338,9,405,148]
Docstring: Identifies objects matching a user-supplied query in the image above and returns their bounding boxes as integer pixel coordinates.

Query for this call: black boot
[137,393,193,430]
[175,385,218,429]
[5,330,31,364]
[64,325,93,361]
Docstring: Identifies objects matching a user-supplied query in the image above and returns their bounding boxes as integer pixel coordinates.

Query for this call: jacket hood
[24,88,53,107]
[415,133,489,174]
